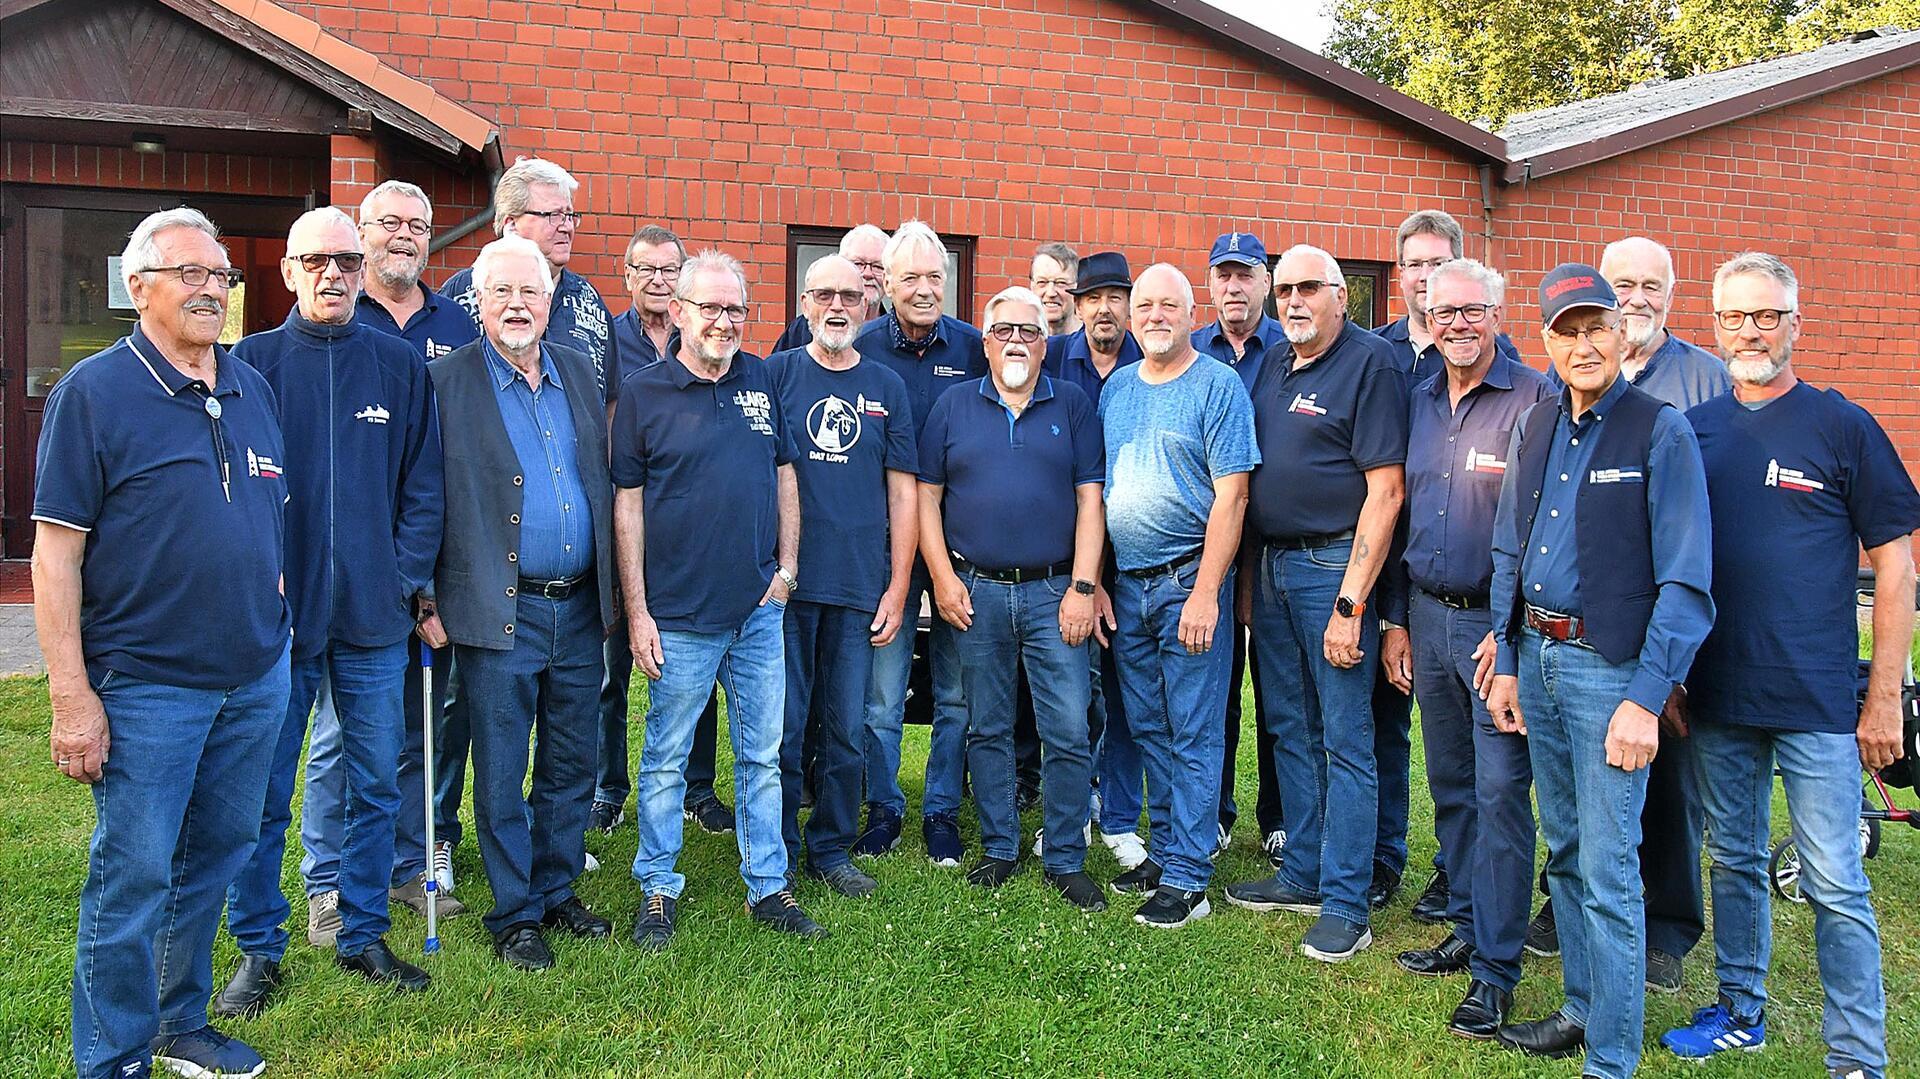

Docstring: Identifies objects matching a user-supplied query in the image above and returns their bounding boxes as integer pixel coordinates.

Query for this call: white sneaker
[1212,822,1232,860]
[1262,829,1288,868]
[583,851,600,873]
[1031,821,1094,858]
[431,839,456,896]
[1101,830,1149,870]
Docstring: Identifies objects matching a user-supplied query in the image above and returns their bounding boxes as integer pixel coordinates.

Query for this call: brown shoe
[390,874,467,918]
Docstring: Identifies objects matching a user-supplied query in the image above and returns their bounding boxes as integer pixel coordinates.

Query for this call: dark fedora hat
[1068,251,1133,295]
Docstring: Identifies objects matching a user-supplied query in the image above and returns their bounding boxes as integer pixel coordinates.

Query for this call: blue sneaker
[923,812,963,868]
[1659,1000,1765,1059]
[151,1025,266,1078]
[851,804,903,857]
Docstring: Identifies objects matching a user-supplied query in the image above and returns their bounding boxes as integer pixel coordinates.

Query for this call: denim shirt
[483,340,592,580]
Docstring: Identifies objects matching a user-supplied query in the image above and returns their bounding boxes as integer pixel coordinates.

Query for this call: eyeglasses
[848,258,884,274]
[1033,277,1074,291]
[805,288,865,308]
[1428,304,1496,326]
[367,215,430,237]
[1273,279,1331,299]
[1714,308,1793,331]
[1545,323,1619,345]
[1398,257,1449,272]
[287,252,366,273]
[628,262,682,280]
[141,264,243,289]
[690,301,750,324]
[518,209,584,226]
[484,284,548,305]
[986,323,1045,343]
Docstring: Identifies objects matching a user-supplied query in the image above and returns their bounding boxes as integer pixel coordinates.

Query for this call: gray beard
[1728,354,1788,385]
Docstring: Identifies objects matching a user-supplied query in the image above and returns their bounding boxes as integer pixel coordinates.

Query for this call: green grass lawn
[2,669,1916,1078]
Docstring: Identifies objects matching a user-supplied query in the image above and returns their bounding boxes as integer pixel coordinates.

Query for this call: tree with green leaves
[1324,0,1920,127]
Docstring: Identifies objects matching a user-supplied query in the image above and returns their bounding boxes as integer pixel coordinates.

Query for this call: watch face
[1073,580,1096,595]
[1336,596,1355,618]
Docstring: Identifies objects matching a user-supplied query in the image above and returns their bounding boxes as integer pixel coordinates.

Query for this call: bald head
[282,206,363,324]
[803,254,868,353]
[1130,263,1197,360]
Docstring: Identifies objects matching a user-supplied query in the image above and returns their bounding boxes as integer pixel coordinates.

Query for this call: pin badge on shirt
[204,397,222,420]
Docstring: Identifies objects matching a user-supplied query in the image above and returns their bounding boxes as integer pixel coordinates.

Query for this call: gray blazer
[428,339,617,650]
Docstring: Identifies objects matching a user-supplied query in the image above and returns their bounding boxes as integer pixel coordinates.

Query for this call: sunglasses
[1273,279,1331,299]
[287,252,366,273]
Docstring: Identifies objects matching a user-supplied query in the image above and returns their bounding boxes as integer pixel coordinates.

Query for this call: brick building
[2,0,1915,556]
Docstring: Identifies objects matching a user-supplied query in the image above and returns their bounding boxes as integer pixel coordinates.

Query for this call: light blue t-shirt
[1100,355,1260,570]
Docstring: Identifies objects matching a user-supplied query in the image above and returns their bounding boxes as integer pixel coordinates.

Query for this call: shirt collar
[1630,331,1687,384]
[127,323,242,397]
[890,312,944,354]
[1428,349,1519,397]
[978,373,1056,407]
[663,348,744,388]
[355,281,442,322]
[1199,314,1277,359]
[1560,370,1632,425]
[1377,317,1411,344]
[482,336,558,391]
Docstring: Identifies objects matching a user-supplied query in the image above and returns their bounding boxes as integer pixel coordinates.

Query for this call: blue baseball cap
[1538,262,1618,326]
[1209,231,1268,268]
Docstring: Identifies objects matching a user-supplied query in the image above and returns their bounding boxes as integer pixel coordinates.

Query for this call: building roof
[1500,26,1920,180]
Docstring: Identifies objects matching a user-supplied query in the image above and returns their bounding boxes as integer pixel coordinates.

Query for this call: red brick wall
[1491,65,1920,473]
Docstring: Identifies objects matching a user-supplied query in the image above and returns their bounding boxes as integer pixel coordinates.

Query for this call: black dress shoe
[1448,979,1512,1039]
[1410,869,1450,924]
[494,923,555,971]
[1367,862,1403,911]
[1496,1009,1585,1058]
[212,955,282,1019]
[335,938,430,991]
[1395,932,1474,976]
[541,896,612,939]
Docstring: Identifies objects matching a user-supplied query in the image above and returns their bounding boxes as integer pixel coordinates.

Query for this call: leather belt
[1121,548,1201,579]
[1266,528,1356,551]
[1421,587,1489,611]
[953,557,1071,584]
[1524,603,1587,641]
[518,573,590,599]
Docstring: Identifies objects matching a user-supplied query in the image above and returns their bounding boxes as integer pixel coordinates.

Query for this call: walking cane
[421,643,441,955]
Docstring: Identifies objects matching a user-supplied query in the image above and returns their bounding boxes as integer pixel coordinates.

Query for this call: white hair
[1278,244,1345,287]
[121,207,224,275]
[675,249,749,301]
[840,223,890,256]
[471,234,554,294]
[286,206,359,247]
[359,179,432,223]
[1134,263,1196,309]
[1712,251,1798,310]
[1601,236,1676,287]
[1427,258,1506,306]
[493,156,579,236]
[883,219,949,275]
[982,285,1048,330]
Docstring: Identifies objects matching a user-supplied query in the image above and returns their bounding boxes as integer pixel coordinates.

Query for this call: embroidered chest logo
[1288,392,1328,416]
[1588,467,1643,484]
[1765,458,1826,493]
[355,404,390,425]
[1464,447,1506,474]
[932,364,969,378]
[807,394,862,461]
[246,447,283,479]
[733,389,776,436]
[424,337,455,359]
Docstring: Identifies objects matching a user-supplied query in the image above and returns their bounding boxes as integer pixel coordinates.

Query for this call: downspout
[429,131,506,256]
[1477,162,1500,264]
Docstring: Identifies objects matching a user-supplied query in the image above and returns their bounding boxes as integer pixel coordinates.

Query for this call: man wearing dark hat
[1486,264,1713,1079]
[1191,231,1286,866]
[1042,250,1154,871]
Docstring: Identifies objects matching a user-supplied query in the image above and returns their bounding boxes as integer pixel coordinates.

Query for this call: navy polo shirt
[610,308,680,388]
[1404,355,1554,599]
[1247,319,1410,541]
[766,346,917,611]
[1549,331,1730,411]
[920,376,1104,571]
[1192,314,1281,392]
[853,313,985,444]
[443,265,617,403]
[1688,383,1920,733]
[33,325,290,689]
[1044,327,1142,408]
[1374,316,1521,387]
[356,284,477,361]
[611,351,798,633]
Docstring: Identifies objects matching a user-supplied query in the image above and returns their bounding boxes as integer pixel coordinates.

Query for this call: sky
[1197,0,1335,53]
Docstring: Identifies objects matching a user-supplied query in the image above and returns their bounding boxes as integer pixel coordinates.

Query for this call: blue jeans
[1409,592,1534,990]
[1373,660,1414,875]
[459,590,603,935]
[864,563,965,818]
[596,622,634,806]
[1641,728,1705,957]
[1519,629,1648,1079]
[431,654,470,849]
[633,600,788,902]
[72,648,289,1079]
[300,637,448,891]
[954,573,1094,871]
[1110,558,1234,892]
[1252,540,1380,924]
[1692,720,1886,1077]
[228,640,406,959]
[782,601,873,872]
[1093,639,1145,834]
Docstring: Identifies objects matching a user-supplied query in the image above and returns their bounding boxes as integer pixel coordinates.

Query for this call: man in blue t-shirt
[1100,263,1259,930]
[765,256,918,897]
[39,208,292,1079]
[615,251,826,948]
[1658,253,1917,1079]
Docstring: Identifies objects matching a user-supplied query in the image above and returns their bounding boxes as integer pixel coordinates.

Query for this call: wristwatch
[1334,594,1364,619]
[1072,578,1096,596]
[776,567,798,591]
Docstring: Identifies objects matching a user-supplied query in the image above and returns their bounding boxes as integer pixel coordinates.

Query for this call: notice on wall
[106,257,133,310]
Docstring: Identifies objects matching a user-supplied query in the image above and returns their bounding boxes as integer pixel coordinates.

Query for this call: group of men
[38,150,1917,1079]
